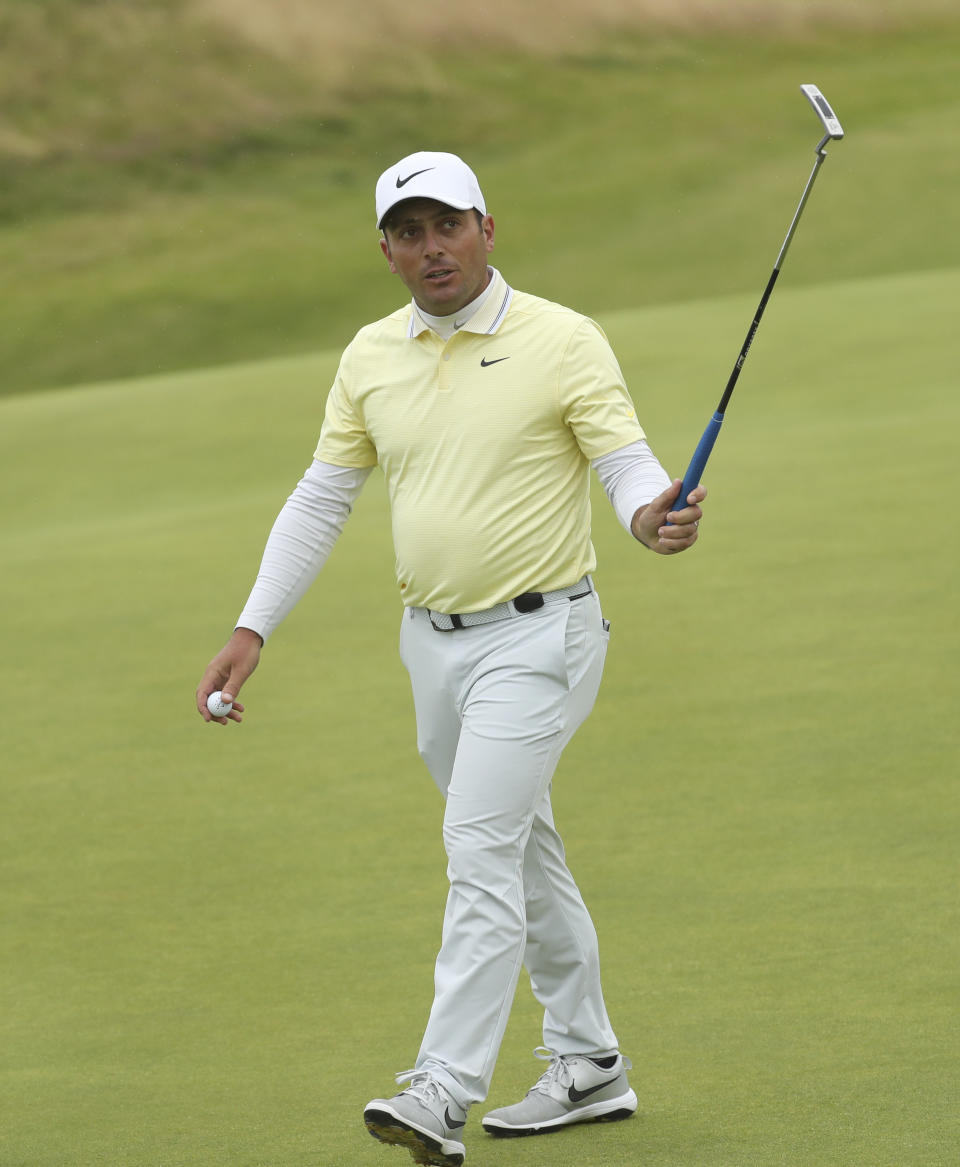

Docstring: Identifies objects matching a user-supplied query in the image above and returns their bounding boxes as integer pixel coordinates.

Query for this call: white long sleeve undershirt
[235,439,670,641]
[235,462,373,642]
[592,438,672,534]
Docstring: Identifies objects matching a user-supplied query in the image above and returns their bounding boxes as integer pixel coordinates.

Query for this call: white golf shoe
[364,1071,468,1166]
[481,1047,637,1138]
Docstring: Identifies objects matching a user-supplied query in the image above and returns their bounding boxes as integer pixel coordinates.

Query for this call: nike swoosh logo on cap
[396,167,435,188]
[480,356,510,367]
[568,1079,613,1104]
[444,1107,466,1130]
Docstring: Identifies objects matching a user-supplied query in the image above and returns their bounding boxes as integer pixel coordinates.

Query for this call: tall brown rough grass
[192,0,953,81]
[0,0,950,160]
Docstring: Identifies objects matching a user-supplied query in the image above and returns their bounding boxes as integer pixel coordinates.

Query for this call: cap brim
[377,194,475,230]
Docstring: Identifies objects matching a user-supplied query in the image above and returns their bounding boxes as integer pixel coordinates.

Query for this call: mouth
[424,268,457,281]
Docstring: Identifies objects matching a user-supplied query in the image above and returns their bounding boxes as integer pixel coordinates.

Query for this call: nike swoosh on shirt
[396,167,435,188]
[480,356,510,367]
[568,1080,613,1104]
[444,1107,466,1130]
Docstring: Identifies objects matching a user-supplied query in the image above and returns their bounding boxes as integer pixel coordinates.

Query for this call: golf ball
[207,691,233,717]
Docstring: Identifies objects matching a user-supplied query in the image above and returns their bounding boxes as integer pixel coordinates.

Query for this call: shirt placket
[438,335,458,392]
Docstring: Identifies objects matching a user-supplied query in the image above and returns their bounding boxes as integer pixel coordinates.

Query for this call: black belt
[426,576,593,632]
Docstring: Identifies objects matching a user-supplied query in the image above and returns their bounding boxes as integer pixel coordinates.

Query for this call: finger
[196,683,218,720]
[657,517,700,545]
[667,480,707,517]
[222,668,250,702]
[659,518,699,539]
[196,661,228,714]
[220,697,245,723]
[660,477,686,512]
[656,529,699,553]
[206,703,243,726]
[665,504,703,526]
[660,479,703,529]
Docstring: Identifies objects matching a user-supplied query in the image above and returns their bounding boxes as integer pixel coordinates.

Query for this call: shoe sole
[482,1089,638,1139]
[364,1106,466,1167]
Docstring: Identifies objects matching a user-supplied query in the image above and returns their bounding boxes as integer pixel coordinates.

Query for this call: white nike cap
[376,151,486,230]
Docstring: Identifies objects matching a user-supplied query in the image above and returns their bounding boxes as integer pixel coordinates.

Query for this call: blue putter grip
[673,411,723,515]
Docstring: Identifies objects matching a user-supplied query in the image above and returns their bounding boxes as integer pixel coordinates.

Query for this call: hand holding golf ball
[197,627,261,723]
[207,691,233,717]
[199,684,246,724]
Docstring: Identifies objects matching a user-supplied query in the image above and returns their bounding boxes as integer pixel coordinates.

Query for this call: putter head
[801,84,844,149]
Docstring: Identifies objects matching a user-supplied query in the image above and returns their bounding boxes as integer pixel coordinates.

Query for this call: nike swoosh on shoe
[444,1106,466,1130]
[567,1079,613,1104]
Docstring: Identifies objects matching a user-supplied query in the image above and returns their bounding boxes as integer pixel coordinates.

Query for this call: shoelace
[529,1046,577,1094]
[395,1068,448,1107]
[527,1046,631,1095]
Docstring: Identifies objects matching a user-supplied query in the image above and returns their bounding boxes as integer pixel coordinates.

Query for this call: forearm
[235,460,372,641]
[592,439,672,543]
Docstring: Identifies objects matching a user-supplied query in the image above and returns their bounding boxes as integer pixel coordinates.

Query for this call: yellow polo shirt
[315,270,645,613]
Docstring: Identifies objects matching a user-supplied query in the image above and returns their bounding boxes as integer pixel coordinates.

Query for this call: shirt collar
[407,268,513,339]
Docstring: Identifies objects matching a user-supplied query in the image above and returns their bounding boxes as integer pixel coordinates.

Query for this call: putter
[670,84,844,518]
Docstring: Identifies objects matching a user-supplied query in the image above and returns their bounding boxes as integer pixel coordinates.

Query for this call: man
[196,151,705,1167]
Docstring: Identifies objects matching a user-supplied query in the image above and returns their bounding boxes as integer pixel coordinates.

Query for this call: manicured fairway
[2,266,956,1165]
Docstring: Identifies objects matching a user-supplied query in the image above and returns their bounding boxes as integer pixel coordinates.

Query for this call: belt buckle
[428,611,461,632]
[512,592,544,614]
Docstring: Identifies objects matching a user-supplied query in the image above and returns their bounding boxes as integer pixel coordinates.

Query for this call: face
[380,199,495,317]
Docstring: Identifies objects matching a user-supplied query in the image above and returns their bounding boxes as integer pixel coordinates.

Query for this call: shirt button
[442,352,452,361]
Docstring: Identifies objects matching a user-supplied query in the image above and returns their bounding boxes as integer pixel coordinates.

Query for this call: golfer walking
[197,151,705,1167]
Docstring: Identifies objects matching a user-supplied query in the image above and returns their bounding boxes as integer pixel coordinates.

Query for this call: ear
[482,215,495,254]
[380,236,398,274]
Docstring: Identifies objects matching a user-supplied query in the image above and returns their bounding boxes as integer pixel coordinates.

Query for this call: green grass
[3,6,957,1161]
[3,17,960,395]
[2,264,957,1165]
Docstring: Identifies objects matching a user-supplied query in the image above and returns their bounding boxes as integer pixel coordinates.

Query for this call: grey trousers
[398,589,620,1108]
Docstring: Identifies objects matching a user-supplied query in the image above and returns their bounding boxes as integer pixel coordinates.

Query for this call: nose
[422,228,445,256]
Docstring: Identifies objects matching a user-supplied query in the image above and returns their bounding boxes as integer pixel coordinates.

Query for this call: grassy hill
[2,1,959,394]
